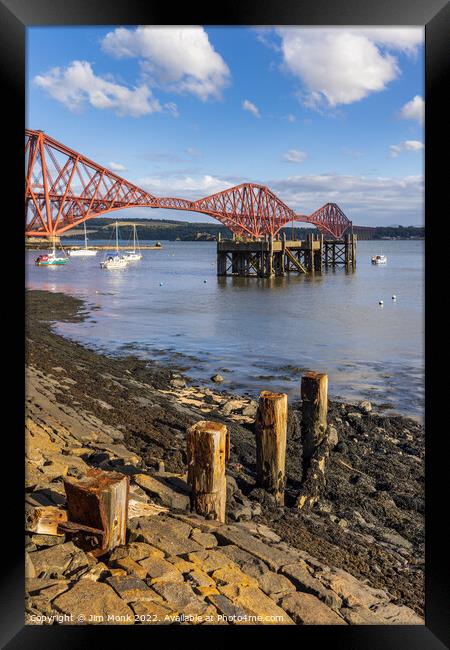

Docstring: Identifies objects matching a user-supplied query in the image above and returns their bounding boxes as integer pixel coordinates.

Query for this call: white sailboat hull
[68,249,98,257]
[125,225,142,262]
[100,256,128,269]
[100,221,134,268]
[69,221,97,256]
[371,255,387,264]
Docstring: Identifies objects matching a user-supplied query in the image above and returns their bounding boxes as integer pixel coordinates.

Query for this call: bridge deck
[217,239,321,252]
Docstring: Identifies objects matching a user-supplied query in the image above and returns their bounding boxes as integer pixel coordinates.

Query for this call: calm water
[26,240,424,418]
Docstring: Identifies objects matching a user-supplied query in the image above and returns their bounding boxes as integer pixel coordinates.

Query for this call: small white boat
[124,224,142,261]
[68,222,97,257]
[69,249,97,257]
[371,254,387,265]
[100,222,129,269]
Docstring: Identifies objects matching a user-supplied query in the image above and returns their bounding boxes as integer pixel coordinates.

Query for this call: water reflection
[26,239,424,417]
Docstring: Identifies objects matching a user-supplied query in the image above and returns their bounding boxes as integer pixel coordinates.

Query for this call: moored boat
[35,243,69,266]
[100,254,128,269]
[124,224,142,261]
[371,254,387,264]
[68,222,97,257]
[100,222,129,269]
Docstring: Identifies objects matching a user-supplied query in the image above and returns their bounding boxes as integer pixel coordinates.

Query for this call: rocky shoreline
[25,289,424,624]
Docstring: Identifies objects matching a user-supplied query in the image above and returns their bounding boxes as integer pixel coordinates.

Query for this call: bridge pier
[217,234,356,278]
[323,234,357,270]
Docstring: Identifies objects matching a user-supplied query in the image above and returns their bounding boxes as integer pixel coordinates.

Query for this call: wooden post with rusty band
[61,468,129,556]
[255,391,288,505]
[297,372,329,509]
[187,420,229,523]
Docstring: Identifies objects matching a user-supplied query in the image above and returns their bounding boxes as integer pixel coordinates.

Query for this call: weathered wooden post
[297,372,330,509]
[352,233,357,268]
[301,372,328,464]
[267,233,274,276]
[231,251,238,274]
[187,420,229,523]
[316,234,323,272]
[255,391,288,505]
[217,253,226,276]
[217,239,227,276]
[281,232,287,275]
[62,468,129,556]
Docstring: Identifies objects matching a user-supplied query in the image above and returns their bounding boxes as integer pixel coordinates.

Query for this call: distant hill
[60,218,424,242]
[61,218,318,242]
[372,225,424,239]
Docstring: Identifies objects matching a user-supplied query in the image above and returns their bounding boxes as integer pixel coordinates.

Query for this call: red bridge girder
[25,129,352,240]
[302,202,353,240]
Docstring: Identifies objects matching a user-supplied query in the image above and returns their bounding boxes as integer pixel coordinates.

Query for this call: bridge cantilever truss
[25,129,353,240]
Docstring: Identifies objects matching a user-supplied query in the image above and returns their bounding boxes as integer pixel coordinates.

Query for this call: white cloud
[399,95,424,125]
[282,149,307,163]
[389,140,424,157]
[108,168,425,226]
[253,28,282,52]
[186,147,201,158]
[33,60,161,117]
[355,28,423,55]
[133,171,423,225]
[108,161,126,171]
[101,26,230,101]
[242,99,260,118]
[275,27,423,109]
[269,173,424,224]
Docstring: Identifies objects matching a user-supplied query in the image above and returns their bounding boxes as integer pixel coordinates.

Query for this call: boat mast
[84,221,88,250]
[116,221,119,253]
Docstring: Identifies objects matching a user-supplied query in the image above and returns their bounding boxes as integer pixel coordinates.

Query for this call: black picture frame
[2,0,448,647]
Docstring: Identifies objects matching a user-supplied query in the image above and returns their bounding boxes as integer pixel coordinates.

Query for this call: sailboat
[68,221,97,256]
[371,247,387,264]
[124,224,142,261]
[35,241,69,266]
[100,222,128,269]
[371,254,387,265]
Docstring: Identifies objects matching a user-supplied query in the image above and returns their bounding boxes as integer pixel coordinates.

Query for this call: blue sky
[27,26,424,226]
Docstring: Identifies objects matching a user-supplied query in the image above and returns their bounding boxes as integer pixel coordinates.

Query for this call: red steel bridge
[25,129,371,240]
